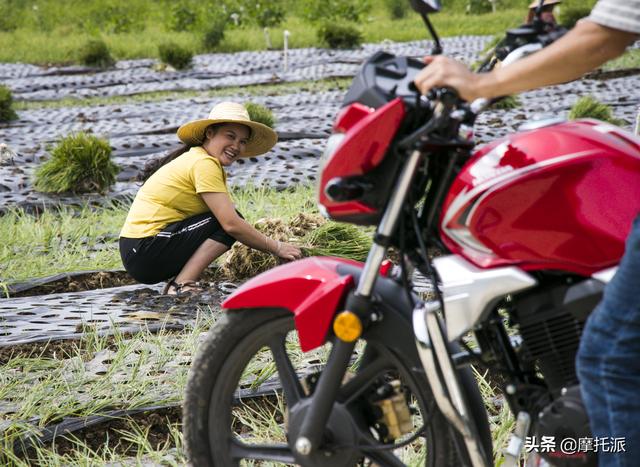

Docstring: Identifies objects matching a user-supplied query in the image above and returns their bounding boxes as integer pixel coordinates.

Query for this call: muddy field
[1,36,639,464]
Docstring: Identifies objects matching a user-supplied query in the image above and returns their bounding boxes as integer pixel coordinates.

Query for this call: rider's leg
[576,215,640,467]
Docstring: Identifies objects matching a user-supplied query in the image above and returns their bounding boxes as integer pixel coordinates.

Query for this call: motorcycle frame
[212,22,631,466]
[225,145,500,465]
[223,133,617,466]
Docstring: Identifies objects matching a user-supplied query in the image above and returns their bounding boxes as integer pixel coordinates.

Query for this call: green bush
[558,6,592,29]
[568,96,624,126]
[318,23,363,49]
[87,1,145,34]
[300,0,371,23]
[218,0,248,28]
[385,0,408,19]
[158,42,193,70]
[167,4,198,32]
[202,20,227,51]
[493,95,520,110]
[78,40,115,68]
[245,102,276,128]
[466,0,494,15]
[35,133,119,194]
[246,1,286,28]
[0,0,24,32]
[0,85,18,123]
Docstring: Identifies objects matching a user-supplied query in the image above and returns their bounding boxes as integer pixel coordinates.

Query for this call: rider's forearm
[474,20,637,99]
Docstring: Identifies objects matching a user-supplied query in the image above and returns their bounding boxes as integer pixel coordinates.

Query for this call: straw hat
[177,102,278,157]
[529,0,561,8]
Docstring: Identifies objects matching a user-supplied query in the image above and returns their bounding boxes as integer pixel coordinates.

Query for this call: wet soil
[17,406,182,461]
[0,338,83,365]
[6,267,227,299]
[7,271,137,298]
[584,67,640,81]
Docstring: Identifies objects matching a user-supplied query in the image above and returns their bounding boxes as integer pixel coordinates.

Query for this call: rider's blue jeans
[576,215,640,467]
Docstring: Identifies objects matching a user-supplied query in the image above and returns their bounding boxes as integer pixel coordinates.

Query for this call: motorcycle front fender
[222,257,358,352]
[223,255,426,362]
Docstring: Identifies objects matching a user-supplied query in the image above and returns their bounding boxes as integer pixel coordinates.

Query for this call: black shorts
[119,212,240,284]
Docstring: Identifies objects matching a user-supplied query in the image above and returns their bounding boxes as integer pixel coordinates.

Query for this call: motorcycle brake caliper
[372,380,413,441]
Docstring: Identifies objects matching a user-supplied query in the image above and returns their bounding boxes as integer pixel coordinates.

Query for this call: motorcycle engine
[534,386,597,467]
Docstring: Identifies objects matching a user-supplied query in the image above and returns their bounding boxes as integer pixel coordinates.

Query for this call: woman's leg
[174,238,229,287]
[121,212,237,286]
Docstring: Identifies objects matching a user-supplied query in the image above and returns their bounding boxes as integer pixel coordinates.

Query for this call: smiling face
[203,123,251,166]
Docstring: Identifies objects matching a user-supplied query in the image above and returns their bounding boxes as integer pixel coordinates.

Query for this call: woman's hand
[274,241,302,261]
[201,192,302,261]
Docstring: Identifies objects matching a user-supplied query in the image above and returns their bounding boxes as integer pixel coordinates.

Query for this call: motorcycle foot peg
[503,411,531,467]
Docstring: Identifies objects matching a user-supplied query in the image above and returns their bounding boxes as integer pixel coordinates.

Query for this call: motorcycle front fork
[294,149,494,467]
[293,149,423,457]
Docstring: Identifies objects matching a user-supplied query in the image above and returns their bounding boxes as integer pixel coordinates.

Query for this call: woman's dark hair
[138,123,223,181]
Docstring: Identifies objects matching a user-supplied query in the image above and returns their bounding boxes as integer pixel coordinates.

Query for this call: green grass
[568,95,625,126]
[0,7,524,64]
[0,322,516,464]
[492,94,521,110]
[0,203,128,284]
[0,314,211,465]
[0,186,317,285]
[602,48,640,71]
[13,78,351,111]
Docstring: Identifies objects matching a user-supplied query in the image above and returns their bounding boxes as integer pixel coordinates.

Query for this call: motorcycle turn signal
[333,311,363,343]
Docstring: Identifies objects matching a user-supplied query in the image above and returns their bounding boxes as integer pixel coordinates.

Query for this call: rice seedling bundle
[220,218,293,281]
[220,214,372,280]
[244,102,276,129]
[288,212,326,237]
[568,95,624,126]
[302,222,372,262]
[34,133,118,194]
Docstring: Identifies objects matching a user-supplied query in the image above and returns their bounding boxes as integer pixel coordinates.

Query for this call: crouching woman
[119,102,301,295]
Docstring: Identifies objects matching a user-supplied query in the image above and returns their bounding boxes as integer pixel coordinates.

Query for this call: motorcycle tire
[184,308,492,466]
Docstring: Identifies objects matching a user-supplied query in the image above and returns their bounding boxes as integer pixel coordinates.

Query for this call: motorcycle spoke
[339,355,393,404]
[355,429,414,467]
[230,438,296,462]
[268,333,305,406]
[360,444,407,467]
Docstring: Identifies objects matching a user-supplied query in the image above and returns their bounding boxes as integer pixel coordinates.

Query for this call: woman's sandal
[162,279,206,296]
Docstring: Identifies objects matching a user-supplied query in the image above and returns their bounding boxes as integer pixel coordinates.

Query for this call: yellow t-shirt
[120,146,228,238]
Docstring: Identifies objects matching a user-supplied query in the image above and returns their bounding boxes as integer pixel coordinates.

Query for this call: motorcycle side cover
[222,257,357,351]
[441,119,640,275]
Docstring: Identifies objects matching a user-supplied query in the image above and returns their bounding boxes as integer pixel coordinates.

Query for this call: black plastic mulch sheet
[5,70,640,213]
[2,37,492,101]
[0,88,342,213]
[0,282,236,347]
[9,374,298,456]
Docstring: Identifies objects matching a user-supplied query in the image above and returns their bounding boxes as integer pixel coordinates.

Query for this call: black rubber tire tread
[183,308,488,466]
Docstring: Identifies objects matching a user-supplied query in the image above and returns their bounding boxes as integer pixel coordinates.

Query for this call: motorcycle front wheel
[184,308,489,466]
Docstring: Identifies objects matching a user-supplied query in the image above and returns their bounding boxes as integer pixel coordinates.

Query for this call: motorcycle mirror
[409,0,442,14]
[409,1,443,55]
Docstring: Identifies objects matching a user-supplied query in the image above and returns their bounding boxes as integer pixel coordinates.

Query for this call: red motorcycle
[183,2,640,466]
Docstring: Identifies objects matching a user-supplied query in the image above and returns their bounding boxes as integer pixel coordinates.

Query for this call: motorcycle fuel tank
[440,119,640,275]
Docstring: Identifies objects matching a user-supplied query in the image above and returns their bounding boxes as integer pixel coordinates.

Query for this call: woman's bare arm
[201,191,301,260]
